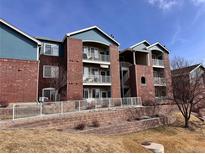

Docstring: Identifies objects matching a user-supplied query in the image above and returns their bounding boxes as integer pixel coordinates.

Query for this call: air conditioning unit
[39,97,48,103]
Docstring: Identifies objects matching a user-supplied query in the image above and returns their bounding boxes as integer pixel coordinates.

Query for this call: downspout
[36,45,40,102]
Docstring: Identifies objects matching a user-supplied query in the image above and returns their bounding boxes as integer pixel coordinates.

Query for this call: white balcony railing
[152,59,164,67]
[83,53,110,62]
[83,75,111,84]
[154,77,166,86]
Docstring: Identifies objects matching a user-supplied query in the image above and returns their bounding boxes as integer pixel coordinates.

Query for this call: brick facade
[0,105,177,132]
[163,53,173,98]
[66,38,83,100]
[0,58,38,103]
[130,65,155,103]
[38,55,66,100]
[110,45,121,98]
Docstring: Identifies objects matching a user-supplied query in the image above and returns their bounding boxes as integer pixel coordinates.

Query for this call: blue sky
[1,0,205,62]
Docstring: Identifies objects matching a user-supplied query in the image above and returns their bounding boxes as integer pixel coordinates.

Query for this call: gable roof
[35,36,62,43]
[0,18,41,45]
[146,42,169,53]
[172,64,203,76]
[66,26,120,46]
[130,40,150,49]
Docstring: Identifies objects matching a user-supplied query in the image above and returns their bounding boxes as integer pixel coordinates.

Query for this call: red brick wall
[38,55,66,100]
[0,105,177,129]
[163,53,173,98]
[130,65,155,103]
[110,45,121,98]
[0,58,38,103]
[66,38,83,100]
[130,65,137,96]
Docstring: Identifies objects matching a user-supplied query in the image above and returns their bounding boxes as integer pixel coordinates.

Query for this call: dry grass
[0,113,204,153]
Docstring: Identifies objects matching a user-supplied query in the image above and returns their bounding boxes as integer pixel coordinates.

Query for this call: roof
[130,40,150,49]
[66,26,120,46]
[146,42,169,53]
[172,64,203,76]
[35,36,62,43]
[0,18,41,45]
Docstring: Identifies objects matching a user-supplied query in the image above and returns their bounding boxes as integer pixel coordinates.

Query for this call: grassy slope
[0,113,204,153]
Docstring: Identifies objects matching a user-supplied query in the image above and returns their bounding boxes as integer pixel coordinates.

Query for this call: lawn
[0,113,204,153]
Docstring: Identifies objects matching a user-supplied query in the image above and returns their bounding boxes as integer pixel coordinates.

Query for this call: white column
[133,51,136,65]
[12,104,15,120]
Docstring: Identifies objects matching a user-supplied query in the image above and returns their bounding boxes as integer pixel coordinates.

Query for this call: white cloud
[170,23,188,45]
[191,0,205,6]
[147,0,180,10]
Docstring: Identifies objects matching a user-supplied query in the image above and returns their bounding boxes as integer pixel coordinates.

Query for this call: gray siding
[133,43,149,50]
[148,45,166,52]
[70,29,115,45]
[0,23,38,60]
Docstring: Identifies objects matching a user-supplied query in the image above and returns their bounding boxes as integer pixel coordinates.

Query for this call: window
[83,89,89,99]
[43,65,59,78]
[42,88,56,101]
[83,46,100,59]
[44,43,59,56]
[141,76,146,85]
[92,89,100,98]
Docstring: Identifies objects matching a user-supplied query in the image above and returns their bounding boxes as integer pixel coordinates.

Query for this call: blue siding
[70,29,115,45]
[0,23,38,60]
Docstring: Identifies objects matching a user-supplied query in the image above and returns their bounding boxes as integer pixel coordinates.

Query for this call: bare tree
[171,56,205,128]
[49,63,67,101]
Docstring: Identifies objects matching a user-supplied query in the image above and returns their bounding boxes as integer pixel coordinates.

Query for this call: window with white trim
[83,88,89,99]
[44,43,59,56]
[43,65,59,78]
[42,88,56,101]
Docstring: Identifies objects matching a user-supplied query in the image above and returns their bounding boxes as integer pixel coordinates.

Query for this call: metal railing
[123,71,130,83]
[83,75,111,83]
[154,77,166,86]
[120,62,133,68]
[152,59,164,67]
[83,53,110,62]
[0,97,142,121]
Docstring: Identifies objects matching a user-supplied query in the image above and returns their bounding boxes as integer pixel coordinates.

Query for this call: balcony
[83,53,110,64]
[83,75,111,86]
[152,59,164,67]
[154,77,166,86]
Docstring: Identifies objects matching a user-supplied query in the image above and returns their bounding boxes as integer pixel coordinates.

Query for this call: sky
[0,0,205,63]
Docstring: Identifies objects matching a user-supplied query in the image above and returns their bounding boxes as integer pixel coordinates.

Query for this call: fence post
[131,97,133,106]
[108,98,110,109]
[40,103,42,116]
[78,101,81,112]
[95,100,97,111]
[12,104,15,120]
[61,101,63,114]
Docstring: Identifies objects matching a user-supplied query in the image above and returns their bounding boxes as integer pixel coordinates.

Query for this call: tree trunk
[184,118,189,128]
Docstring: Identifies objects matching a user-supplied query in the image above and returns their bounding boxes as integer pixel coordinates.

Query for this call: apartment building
[120,40,172,104]
[0,19,172,104]
[0,19,121,103]
[36,26,121,101]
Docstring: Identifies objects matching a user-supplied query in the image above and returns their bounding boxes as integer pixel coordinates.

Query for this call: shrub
[75,123,86,130]
[92,120,100,127]
[0,101,9,108]
[86,103,95,110]
[101,103,108,108]
[114,101,121,106]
